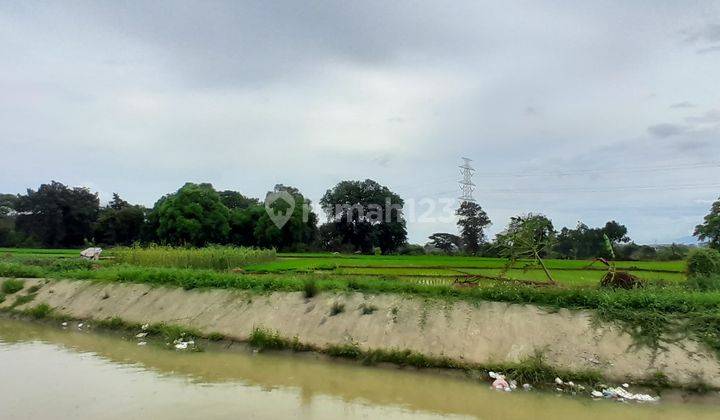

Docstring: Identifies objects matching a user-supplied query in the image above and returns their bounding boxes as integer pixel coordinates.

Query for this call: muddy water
[0,318,717,420]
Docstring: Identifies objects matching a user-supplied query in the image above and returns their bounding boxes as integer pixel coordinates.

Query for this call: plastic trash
[137,341,147,346]
[554,377,564,385]
[135,332,148,338]
[591,390,603,398]
[80,247,102,260]
[174,342,189,350]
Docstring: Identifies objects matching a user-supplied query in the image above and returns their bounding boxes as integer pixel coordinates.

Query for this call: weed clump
[330,302,345,316]
[11,293,36,308]
[303,279,318,298]
[359,303,377,315]
[2,279,25,294]
[207,332,225,341]
[249,328,306,351]
[25,303,52,319]
[600,271,644,289]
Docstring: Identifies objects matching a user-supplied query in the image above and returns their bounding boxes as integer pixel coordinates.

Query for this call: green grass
[2,278,25,294]
[24,303,52,319]
[1,249,715,358]
[247,327,603,386]
[110,246,276,269]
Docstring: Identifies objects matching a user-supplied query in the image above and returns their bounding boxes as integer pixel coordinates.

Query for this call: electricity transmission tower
[458,157,476,202]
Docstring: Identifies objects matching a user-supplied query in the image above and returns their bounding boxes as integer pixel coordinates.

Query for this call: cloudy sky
[1,0,719,244]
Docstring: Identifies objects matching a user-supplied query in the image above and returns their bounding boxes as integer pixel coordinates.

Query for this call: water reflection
[0,318,717,420]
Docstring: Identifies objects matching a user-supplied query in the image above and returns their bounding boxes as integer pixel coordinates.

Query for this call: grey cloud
[2,1,720,244]
[647,123,687,138]
[686,109,720,124]
[683,23,720,43]
[697,45,720,54]
[670,101,696,109]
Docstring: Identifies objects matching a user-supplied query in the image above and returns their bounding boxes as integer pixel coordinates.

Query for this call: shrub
[2,279,25,294]
[687,248,720,278]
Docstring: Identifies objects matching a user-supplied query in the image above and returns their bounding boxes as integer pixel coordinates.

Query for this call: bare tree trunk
[535,251,556,285]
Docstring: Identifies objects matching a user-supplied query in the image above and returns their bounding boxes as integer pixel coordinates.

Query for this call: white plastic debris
[601,386,659,402]
[141,323,149,331]
[174,342,189,350]
[488,371,499,379]
[80,247,102,260]
[77,323,84,328]
[522,383,532,390]
[135,332,148,338]
[591,390,603,398]
[622,383,629,388]
[566,381,575,387]
[137,341,147,346]
[554,377,564,385]
[61,322,68,327]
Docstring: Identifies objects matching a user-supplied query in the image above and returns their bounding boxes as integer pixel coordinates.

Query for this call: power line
[474,161,720,179]
[475,182,720,194]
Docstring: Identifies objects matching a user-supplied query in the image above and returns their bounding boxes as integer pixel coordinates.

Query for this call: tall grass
[111,246,276,270]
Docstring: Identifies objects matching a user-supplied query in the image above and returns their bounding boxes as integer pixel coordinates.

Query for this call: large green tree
[148,183,231,246]
[695,196,720,250]
[94,193,146,246]
[15,181,99,247]
[252,184,318,250]
[427,232,464,254]
[319,179,406,253]
[218,190,259,210]
[456,201,491,255]
[0,193,19,246]
[554,220,629,259]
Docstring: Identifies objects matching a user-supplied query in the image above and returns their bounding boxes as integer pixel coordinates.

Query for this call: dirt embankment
[2,277,718,387]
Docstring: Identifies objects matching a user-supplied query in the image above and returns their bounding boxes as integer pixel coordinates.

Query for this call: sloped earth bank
[1,277,719,388]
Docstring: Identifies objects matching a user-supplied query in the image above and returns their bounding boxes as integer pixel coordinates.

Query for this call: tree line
[428,199,719,260]
[0,180,406,253]
[1,180,718,260]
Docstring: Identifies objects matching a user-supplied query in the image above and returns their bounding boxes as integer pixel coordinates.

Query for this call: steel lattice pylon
[458,157,475,202]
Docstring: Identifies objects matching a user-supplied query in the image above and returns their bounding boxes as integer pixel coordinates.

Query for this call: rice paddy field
[0,247,687,288]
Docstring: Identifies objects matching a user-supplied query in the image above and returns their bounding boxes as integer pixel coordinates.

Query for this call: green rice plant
[2,278,25,294]
[112,246,276,270]
[0,263,45,279]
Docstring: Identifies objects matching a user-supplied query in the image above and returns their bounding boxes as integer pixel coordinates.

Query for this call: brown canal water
[0,317,718,420]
